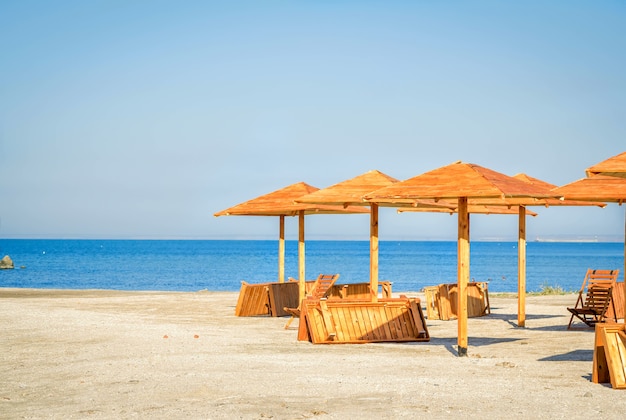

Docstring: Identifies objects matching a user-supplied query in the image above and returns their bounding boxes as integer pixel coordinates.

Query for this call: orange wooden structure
[567,269,622,329]
[296,296,429,344]
[235,281,300,317]
[235,279,393,317]
[593,322,626,389]
[424,282,490,321]
[364,161,559,356]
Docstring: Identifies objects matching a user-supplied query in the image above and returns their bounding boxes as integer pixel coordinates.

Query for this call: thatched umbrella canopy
[214,182,368,301]
[552,174,626,203]
[296,170,455,301]
[553,173,626,320]
[364,161,560,356]
[586,151,626,179]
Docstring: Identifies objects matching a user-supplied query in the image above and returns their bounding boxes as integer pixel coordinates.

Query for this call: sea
[0,239,623,293]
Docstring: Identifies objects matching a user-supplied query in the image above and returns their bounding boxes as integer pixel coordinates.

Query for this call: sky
[1,1,625,241]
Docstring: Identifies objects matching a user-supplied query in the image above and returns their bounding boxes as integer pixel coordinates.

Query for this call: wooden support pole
[623,208,625,325]
[278,215,285,283]
[457,197,469,357]
[370,203,379,303]
[298,210,306,304]
[518,206,527,327]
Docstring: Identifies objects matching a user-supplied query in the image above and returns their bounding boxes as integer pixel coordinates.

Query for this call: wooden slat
[608,282,624,320]
[334,307,349,342]
[319,300,336,340]
[593,323,612,384]
[267,282,299,317]
[326,281,393,300]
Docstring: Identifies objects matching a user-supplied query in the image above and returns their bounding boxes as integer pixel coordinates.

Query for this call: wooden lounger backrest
[309,274,340,300]
[585,285,613,314]
[582,269,619,292]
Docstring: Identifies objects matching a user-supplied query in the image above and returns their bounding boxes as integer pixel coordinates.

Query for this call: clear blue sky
[1,1,624,240]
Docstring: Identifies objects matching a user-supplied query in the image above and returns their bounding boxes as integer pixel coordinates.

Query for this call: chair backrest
[585,285,613,316]
[309,274,340,300]
[581,269,619,293]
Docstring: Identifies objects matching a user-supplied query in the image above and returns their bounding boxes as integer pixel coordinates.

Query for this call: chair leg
[284,316,296,330]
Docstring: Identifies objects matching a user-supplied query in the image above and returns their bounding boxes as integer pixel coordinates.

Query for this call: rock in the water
[0,255,15,269]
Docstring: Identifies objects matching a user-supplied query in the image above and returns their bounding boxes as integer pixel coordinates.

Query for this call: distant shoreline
[0,237,622,243]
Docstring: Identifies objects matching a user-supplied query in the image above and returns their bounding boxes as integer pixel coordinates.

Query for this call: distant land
[0,234,623,242]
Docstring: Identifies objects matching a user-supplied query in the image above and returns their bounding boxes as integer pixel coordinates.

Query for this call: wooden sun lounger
[283,274,339,329]
[296,296,430,344]
[567,269,619,329]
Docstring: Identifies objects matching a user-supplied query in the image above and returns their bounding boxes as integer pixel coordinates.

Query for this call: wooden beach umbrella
[553,173,626,321]
[296,170,455,301]
[214,182,368,302]
[364,161,560,356]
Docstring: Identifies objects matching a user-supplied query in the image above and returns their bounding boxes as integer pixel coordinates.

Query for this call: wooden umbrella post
[298,210,306,304]
[624,208,625,325]
[370,203,379,302]
[278,215,285,283]
[518,206,527,327]
[457,197,469,357]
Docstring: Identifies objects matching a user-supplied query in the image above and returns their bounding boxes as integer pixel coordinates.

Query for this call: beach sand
[1,288,625,419]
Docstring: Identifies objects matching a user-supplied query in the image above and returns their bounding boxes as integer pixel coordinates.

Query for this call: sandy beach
[1,288,625,419]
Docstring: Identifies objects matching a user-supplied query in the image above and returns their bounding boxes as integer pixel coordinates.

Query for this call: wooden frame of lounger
[567,269,620,329]
[296,296,430,344]
[284,274,339,329]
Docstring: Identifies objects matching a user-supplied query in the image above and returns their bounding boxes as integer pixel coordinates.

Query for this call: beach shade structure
[364,161,560,356]
[553,172,626,322]
[429,172,607,327]
[296,170,455,301]
[214,182,368,303]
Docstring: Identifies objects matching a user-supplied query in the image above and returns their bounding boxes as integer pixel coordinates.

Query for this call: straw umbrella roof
[467,173,606,208]
[552,174,626,203]
[586,151,626,179]
[214,182,369,217]
[363,161,562,357]
[296,169,456,210]
[363,162,559,204]
[295,170,399,206]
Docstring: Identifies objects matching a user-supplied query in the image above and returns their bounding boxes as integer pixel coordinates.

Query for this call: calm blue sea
[0,239,623,293]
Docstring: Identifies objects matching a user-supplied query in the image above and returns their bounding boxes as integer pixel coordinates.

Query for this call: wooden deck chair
[568,269,619,329]
[283,274,339,329]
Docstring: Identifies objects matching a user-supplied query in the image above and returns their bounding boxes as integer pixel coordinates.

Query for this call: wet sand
[1,288,625,419]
